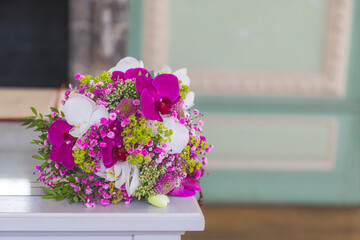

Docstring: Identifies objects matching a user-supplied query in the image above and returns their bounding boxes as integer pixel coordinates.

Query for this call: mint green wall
[168,0,329,72]
[129,1,360,204]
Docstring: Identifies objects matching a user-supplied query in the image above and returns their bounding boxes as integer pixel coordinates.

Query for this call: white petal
[127,166,141,196]
[114,180,122,189]
[183,91,195,109]
[108,57,143,72]
[88,105,109,126]
[69,123,91,138]
[113,163,122,177]
[117,162,130,189]
[160,65,172,73]
[106,169,118,182]
[174,68,190,86]
[163,117,190,154]
[64,94,95,125]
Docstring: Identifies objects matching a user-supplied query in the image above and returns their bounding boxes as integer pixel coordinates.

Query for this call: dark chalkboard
[0,0,68,87]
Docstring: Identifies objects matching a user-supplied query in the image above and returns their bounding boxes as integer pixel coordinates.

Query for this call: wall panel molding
[204,115,338,171]
[142,0,353,98]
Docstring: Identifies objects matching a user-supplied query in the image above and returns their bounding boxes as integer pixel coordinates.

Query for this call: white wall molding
[142,0,353,98]
[205,115,338,171]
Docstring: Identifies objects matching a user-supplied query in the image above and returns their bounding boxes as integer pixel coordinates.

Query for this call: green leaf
[42,188,56,195]
[50,107,59,113]
[25,116,36,120]
[20,121,31,126]
[32,155,44,160]
[73,196,78,202]
[30,107,37,116]
[55,196,65,201]
[42,195,56,199]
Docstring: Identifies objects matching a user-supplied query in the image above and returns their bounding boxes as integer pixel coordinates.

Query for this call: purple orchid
[136,74,180,122]
[48,119,77,169]
[169,178,201,197]
[101,120,126,168]
[111,68,149,82]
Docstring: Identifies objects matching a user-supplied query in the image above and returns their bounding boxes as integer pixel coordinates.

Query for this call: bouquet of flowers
[23,57,212,208]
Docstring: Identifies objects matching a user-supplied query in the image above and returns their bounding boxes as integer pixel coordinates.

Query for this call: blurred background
[1,0,360,239]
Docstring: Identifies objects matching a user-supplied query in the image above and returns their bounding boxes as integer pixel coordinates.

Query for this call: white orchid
[64,93,109,138]
[173,68,190,87]
[149,117,189,154]
[158,66,195,113]
[95,160,141,196]
[108,56,144,72]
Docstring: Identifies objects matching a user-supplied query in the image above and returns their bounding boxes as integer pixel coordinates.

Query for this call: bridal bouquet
[23,57,212,208]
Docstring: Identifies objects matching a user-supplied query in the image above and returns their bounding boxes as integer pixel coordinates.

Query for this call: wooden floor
[183,205,360,240]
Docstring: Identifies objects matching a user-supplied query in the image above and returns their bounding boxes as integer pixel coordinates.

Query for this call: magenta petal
[111,71,124,81]
[140,89,163,122]
[135,75,156,96]
[48,120,73,148]
[124,68,149,80]
[102,138,117,168]
[152,74,180,102]
[49,147,62,163]
[182,178,202,191]
[61,148,76,170]
[49,144,75,170]
[169,186,196,197]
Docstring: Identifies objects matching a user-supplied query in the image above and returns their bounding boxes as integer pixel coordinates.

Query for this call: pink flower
[133,99,140,105]
[107,131,115,139]
[74,73,84,79]
[109,112,117,120]
[51,112,57,117]
[169,178,201,197]
[121,118,130,126]
[198,120,204,126]
[101,199,110,206]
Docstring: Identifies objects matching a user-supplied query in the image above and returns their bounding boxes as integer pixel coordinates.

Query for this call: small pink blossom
[100,142,107,148]
[193,109,199,115]
[74,73,84,79]
[85,188,92,195]
[107,131,115,139]
[198,120,204,126]
[171,111,177,118]
[44,140,48,146]
[133,99,140,105]
[89,150,95,157]
[51,112,57,118]
[194,170,201,178]
[121,118,130,126]
[90,139,98,147]
[202,157,208,166]
[109,112,117,120]
[101,199,110,206]
[100,118,109,126]
[179,118,186,124]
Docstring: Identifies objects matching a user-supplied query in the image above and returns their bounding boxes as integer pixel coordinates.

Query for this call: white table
[0,196,204,240]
